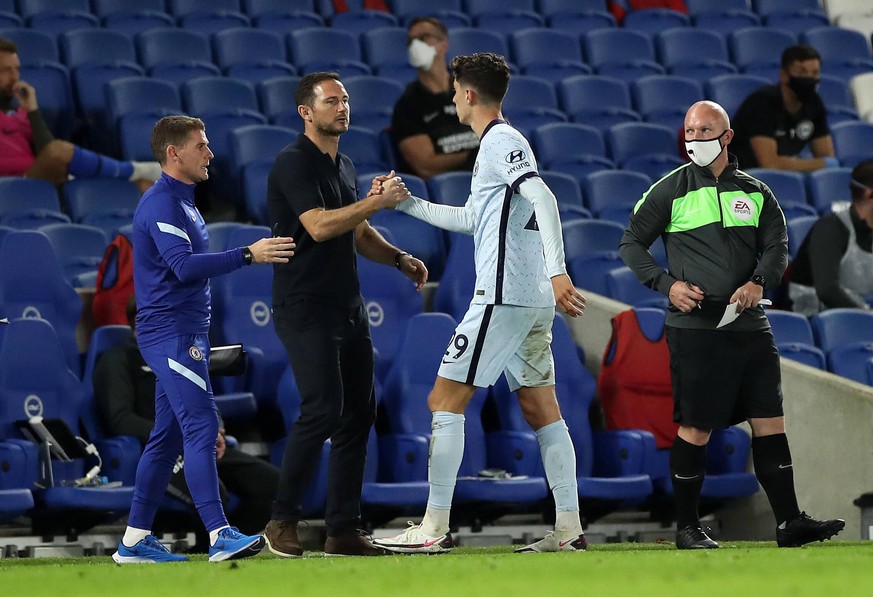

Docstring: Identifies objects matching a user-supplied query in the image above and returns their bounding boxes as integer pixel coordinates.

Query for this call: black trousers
[271,297,376,537]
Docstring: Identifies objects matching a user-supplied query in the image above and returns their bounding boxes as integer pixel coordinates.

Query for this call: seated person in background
[391,17,479,179]
[732,45,838,173]
[789,160,873,316]
[93,298,279,536]
[0,39,160,191]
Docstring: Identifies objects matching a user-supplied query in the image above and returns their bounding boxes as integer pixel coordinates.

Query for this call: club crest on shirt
[189,345,203,361]
[795,120,814,141]
[732,197,754,221]
[185,207,197,222]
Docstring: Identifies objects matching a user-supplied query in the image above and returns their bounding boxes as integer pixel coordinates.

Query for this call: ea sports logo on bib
[732,197,753,221]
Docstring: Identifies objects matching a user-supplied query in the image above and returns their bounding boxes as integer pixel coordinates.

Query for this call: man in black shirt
[732,45,838,172]
[264,72,427,558]
[790,160,873,315]
[391,17,479,179]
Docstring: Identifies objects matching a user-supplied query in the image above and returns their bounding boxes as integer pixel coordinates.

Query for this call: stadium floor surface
[1,541,870,596]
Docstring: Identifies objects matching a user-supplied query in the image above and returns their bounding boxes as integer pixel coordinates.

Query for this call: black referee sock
[752,434,801,527]
[670,436,707,530]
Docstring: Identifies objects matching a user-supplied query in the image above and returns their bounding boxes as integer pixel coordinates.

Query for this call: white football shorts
[438,303,556,391]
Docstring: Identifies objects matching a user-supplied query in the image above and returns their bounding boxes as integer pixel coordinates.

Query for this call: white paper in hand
[716,299,772,328]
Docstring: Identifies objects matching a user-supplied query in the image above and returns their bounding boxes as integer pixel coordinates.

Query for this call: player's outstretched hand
[398,254,428,291]
[552,274,586,318]
[367,170,393,196]
[248,236,296,264]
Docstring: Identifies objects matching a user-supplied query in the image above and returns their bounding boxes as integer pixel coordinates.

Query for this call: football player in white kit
[373,53,588,554]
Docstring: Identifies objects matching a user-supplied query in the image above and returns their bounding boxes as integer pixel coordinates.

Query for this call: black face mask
[788,76,820,102]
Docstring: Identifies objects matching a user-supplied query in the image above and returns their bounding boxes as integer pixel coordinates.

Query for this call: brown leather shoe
[264,519,303,558]
[324,530,391,557]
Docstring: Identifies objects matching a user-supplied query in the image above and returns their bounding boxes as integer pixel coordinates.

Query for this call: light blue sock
[69,145,134,179]
[426,411,465,511]
[537,419,580,514]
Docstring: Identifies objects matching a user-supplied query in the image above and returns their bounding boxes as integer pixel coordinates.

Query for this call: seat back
[137,29,212,69]
[213,28,285,70]
[182,77,259,116]
[811,309,873,354]
[432,234,475,322]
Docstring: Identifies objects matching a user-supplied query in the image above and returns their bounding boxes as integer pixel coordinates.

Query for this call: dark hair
[851,160,873,201]
[295,71,342,108]
[450,52,510,105]
[0,38,17,54]
[781,45,821,70]
[150,115,205,165]
[407,17,448,38]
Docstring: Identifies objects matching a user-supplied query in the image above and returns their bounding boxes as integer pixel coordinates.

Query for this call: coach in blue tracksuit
[112,115,295,564]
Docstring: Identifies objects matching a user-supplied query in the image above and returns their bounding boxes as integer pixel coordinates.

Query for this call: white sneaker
[515,531,588,553]
[372,522,453,554]
[130,161,162,182]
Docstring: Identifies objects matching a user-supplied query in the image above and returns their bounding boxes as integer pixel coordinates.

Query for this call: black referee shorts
[666,327,783,429]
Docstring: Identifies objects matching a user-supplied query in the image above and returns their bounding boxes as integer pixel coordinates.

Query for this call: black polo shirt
[731,84,829,169]
[267,133,362,308]
[392,80,480,157]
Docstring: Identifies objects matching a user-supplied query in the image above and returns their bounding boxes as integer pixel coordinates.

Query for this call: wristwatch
[241,246,253,265]
[394,251,411,270]
[750,274,766,290]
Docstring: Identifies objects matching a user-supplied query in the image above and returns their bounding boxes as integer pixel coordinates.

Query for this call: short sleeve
[735,91,775,139]
[391,90,426,143]
[810,95,830,139]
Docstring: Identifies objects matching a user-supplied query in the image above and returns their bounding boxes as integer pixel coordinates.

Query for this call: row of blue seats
[5,23,870,81]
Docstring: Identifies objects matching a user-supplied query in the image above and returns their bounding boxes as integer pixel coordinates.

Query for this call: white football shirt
[468,120,554,307]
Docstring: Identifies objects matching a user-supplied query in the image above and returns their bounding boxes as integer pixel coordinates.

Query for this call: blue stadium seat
[583,170,652,221]
[786,215,818,260]
[149,62,222,86]
[705,74,770,117]
[331,9,398,35]
[539,0,614,13]
[391,0,462,19]
[563,219,625,260]
[476,11,544,37]
[829,121,873,169]
[230,124,296,181]
[802,26,873,82]
[606,122,680,167]
[632,75,704,131]
[531,123,606,169]
[819,75,855,111]
[685,0,749,13]
[60,29,136,70]
[583,29,663,82]
[0,11,20,28]
[258,76,302,123]
[368,205,448,283]
[357,243,425,380]
[20,62,74,140]
[509,28,590,82]
[343,76,405,134]
[240,161,272,224]
[243,0,317,17]
[691,10,760,35]
[181,12,250,36]
[106,76,181,127]
[252,10,323,34]
[656,28,732,73]
[28,11,99,36]
[767,310,826,370]
[807,167,852,214]
[104,11,175,36]
[548,10,616,36]
[181,76,259,118]
[745,168,809,208]
[764,11,830,36]
[205,222,245,252]
[432,233,474,321]
[828,342,873,384]
[464,0,534,17]
[72,61,145,148]
[752,0,822,16]
[0,178,69,229]
[361,27,407,70]
[92,0,166,17]
[136,29,213,70]
[116,108,176,162]
[362,427,429,512]
[340,127,387,172]
[0,318,135,517]
[168,0,242,18]
[38,223,108,287]
[811,308,873,354]
[558,75,640,132]
[606,266,670,308]
[729,27,797,72]
[539,170,589,217]
[381,312,548,507]
[0,28,58,64]
[288,28,369,76]
[269,366,329,516]
[226,61,296,86]
[213,27,285,72]
[445,28,508,63]
[0,232,82,376]
[624,8,690,35]
[62,179,140,239]
[427,172,472,207]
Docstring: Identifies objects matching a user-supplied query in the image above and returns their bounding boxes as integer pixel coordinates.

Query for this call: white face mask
[685,130,727,167]
[408,39,437,70]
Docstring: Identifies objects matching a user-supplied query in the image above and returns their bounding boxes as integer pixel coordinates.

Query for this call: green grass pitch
[1,542,871,597]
